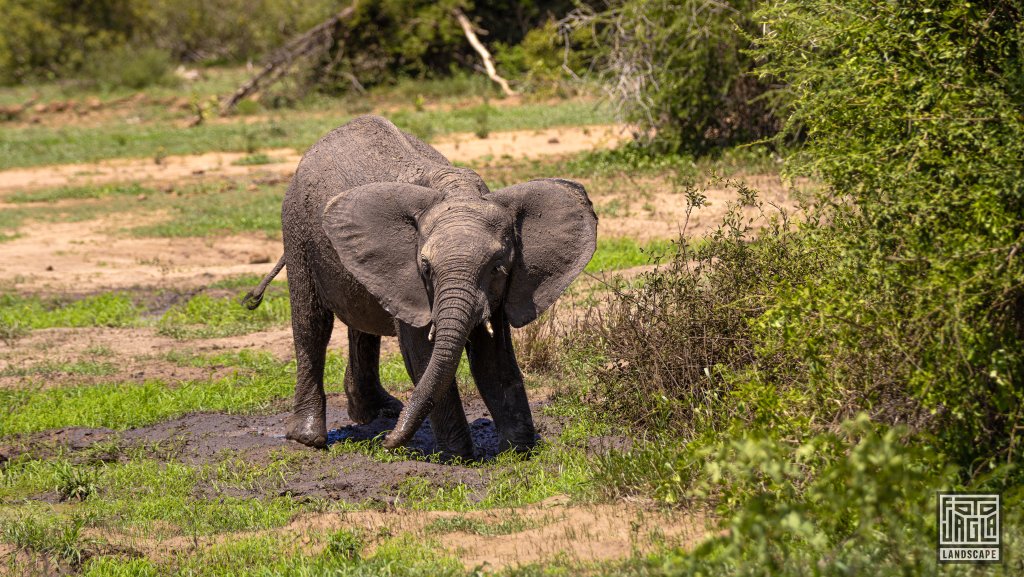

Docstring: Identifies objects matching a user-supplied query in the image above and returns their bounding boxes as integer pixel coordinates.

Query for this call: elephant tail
[242,255,286,310]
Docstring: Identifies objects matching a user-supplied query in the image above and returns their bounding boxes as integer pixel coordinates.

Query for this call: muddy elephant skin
[246,115,597,459]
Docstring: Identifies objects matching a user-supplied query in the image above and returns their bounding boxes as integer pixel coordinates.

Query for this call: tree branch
[452,8,516,97]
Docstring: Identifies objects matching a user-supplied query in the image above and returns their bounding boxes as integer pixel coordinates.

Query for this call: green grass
[0,359,117,378]
[4,182,153,204]
[424,514,533,536]
[79,531,466,577]
[0,370,624,574]
[0,348,471,437]
[129,180,285,238]
[0,101,613,170]
[586,237,675,273]
[157,290,291,339]
[0,515,88,567]
[0,292,140,331]
[0,358,293,437]
[231,152,278,166]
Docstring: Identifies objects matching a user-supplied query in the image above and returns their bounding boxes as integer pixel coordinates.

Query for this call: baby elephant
[246,115,597,459]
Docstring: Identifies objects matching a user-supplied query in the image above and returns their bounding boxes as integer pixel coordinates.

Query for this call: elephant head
[322,178,597,451]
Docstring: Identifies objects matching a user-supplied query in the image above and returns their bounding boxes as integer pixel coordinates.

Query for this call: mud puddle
[0,393,567,504]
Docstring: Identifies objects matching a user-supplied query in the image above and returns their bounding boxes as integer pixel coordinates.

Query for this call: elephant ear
[323,183,441,327]
[486,178,598,327]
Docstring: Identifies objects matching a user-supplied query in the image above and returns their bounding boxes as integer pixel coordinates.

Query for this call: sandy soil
[590,173,801,242]
[0,212,284,292]
[0,125,628,194]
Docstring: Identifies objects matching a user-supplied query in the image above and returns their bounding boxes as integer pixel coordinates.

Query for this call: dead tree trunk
[453,8,516,97]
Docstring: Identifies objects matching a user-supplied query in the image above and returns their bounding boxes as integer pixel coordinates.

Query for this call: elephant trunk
[383,281,477,449]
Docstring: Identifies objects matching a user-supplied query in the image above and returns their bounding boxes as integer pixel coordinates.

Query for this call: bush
[604,416,1023,576]
[82,45,177,90]
[582,179,830,438]
[568,0,780,153]
[753,0,1024,473]
[495,20,587,95]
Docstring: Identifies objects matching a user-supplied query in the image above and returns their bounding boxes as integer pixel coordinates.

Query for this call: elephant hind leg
[285,255,334,449]
[344,327,403,423]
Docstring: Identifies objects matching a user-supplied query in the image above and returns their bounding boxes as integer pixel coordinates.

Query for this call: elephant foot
[346,391,404,424]
[286,413,327,449]
[435,433,476,461]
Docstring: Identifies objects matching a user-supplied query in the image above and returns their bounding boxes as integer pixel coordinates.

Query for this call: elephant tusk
[428,324,435,342]
[485,320,495,337]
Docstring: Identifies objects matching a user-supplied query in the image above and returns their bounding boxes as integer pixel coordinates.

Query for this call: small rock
[45,265,54,271]
[137,194,148,201]
[249,255,272,264]
[548,137,560,144]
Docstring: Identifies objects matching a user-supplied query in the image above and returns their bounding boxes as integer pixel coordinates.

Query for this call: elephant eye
[420,256,431,275]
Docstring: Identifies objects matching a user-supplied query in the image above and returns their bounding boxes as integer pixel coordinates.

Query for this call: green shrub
[570,0,780,153]
[495,20,587,95]
[0,0,136,85]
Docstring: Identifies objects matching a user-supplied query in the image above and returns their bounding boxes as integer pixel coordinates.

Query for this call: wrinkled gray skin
[246,115,597,459]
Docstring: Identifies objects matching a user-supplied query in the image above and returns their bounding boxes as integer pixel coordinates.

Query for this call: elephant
[244,115,597,459]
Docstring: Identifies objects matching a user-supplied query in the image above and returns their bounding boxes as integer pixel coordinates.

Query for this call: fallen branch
[218,3,357,115]
[453,8,516,97]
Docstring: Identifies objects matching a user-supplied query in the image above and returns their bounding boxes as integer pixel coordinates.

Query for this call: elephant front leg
[466,310,537,453]
[344,327,403,423]
[397,322,475,459]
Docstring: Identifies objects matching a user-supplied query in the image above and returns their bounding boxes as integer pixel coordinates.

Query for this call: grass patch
[157,290,290,339]
[0,455,317,539]
[586,238,675,273]
[0,293,140,332]
[0,369,292,438]
[0,101,613,170]
[5,183,152,204]
[129,180,284,238]
[424,514,533,536]
[231,153,278,166]
[0,349,461,437]
[0,359,117,378]
[0,515,89,567]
